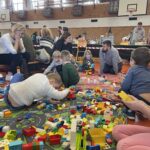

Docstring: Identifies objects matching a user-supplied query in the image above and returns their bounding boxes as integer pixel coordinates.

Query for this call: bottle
[17,66,20,73]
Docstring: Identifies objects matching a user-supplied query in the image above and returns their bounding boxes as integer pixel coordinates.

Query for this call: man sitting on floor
[99,40,122,75]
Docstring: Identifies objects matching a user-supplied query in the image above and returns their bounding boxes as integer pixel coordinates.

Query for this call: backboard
[118,0,148,16]
[0,9,10,22]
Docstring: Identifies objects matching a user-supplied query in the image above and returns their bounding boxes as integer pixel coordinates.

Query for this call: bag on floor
[36,48,51,64]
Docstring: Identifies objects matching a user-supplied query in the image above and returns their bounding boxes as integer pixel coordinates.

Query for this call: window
[31,0,45,9]
[0,0,6,9]
[84,0,101,5]
[30,0,101,9]
[12,0,24,11]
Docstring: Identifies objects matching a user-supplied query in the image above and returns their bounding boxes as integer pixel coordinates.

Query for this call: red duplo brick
[37,134,47,142]
[62,125,69,129]
[67,90,76,99]
[82,129,85,136]
[105,120,110,125]
[22,127,36,137]
[82,122,86,127]
[0,95,3,99]
[0,132,5,137]
[106,138,112,145]
[92,110,97,115]
[86,108,92,114]
[70,109,76,114]
[22,143,33,150]
[49,134,61,145]
[83,106,87,112]
[48,117,54,122]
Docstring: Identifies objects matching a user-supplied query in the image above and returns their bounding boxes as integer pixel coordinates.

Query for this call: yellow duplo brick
[82,118,87,123]
[118,91,134,102]
[44,125,49,130]
[58,128,65,136]
[47,132,54,136]
[103,125,108,129]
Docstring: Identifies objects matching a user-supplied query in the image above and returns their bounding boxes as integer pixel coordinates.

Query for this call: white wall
[0,15,150,29]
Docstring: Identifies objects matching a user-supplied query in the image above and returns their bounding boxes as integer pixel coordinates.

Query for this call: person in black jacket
[53,32,73,54]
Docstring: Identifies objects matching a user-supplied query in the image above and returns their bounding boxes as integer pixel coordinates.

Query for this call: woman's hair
[83,50,93,60]
[52,50,61,58]
[11,22,25,33]
[61,50,71,62]
[131,47,150,67]
[47,72,62,86]
[41,27,53,39]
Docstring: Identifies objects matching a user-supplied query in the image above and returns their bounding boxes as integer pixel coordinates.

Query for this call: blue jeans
[103,63,122,74]
[4,73,25,110]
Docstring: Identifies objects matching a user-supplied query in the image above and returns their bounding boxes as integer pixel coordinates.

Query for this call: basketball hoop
[127,8,136,17]
[0,18,4,23]
[0,14,6,22]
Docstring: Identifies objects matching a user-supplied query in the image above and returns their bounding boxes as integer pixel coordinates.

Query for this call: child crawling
[4,73,70,110]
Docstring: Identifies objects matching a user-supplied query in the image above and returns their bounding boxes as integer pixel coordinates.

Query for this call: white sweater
[9,73,69,106]
[0,33,25,54]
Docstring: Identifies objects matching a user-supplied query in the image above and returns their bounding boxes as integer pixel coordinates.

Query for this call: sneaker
[127,109,135,120]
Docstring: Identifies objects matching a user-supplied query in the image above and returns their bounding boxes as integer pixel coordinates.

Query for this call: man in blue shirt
[99,40,122,75]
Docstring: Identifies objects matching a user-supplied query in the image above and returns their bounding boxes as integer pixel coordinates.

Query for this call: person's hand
[122,95,145,111]
[49,99,61,104]
[15,34,21,41]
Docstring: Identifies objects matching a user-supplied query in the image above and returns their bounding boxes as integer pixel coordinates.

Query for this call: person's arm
[99,50,104,74]
[62,65,69,88]
[47,85,70,100]
[53,39,63,51]
[19,38,26,53]
[123,95,150,119]
[2,35,19,54]
[112,51,120,74]
[121,68,133,94]
[44,61,55,74]
[91,59,94,64]
[68,43,73,54]
[142,29,145,41]
[82,59,87,68]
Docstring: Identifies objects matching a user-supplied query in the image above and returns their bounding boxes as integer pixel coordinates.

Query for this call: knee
[112,125,122,141]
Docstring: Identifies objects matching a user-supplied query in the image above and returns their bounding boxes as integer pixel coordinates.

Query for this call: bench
[0,61,42,73]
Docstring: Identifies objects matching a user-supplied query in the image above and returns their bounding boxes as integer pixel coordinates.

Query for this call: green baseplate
[0,89,127,150]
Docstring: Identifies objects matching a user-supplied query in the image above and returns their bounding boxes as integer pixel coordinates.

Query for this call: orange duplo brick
[4,110,12,118]
[121,64,130,74]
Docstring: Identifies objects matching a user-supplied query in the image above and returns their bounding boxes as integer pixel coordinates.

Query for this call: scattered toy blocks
[9,140,22,150]
[22,127,36,137]
[49,134,61,145]
[4,130,17,140]
[3,110,12,118]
